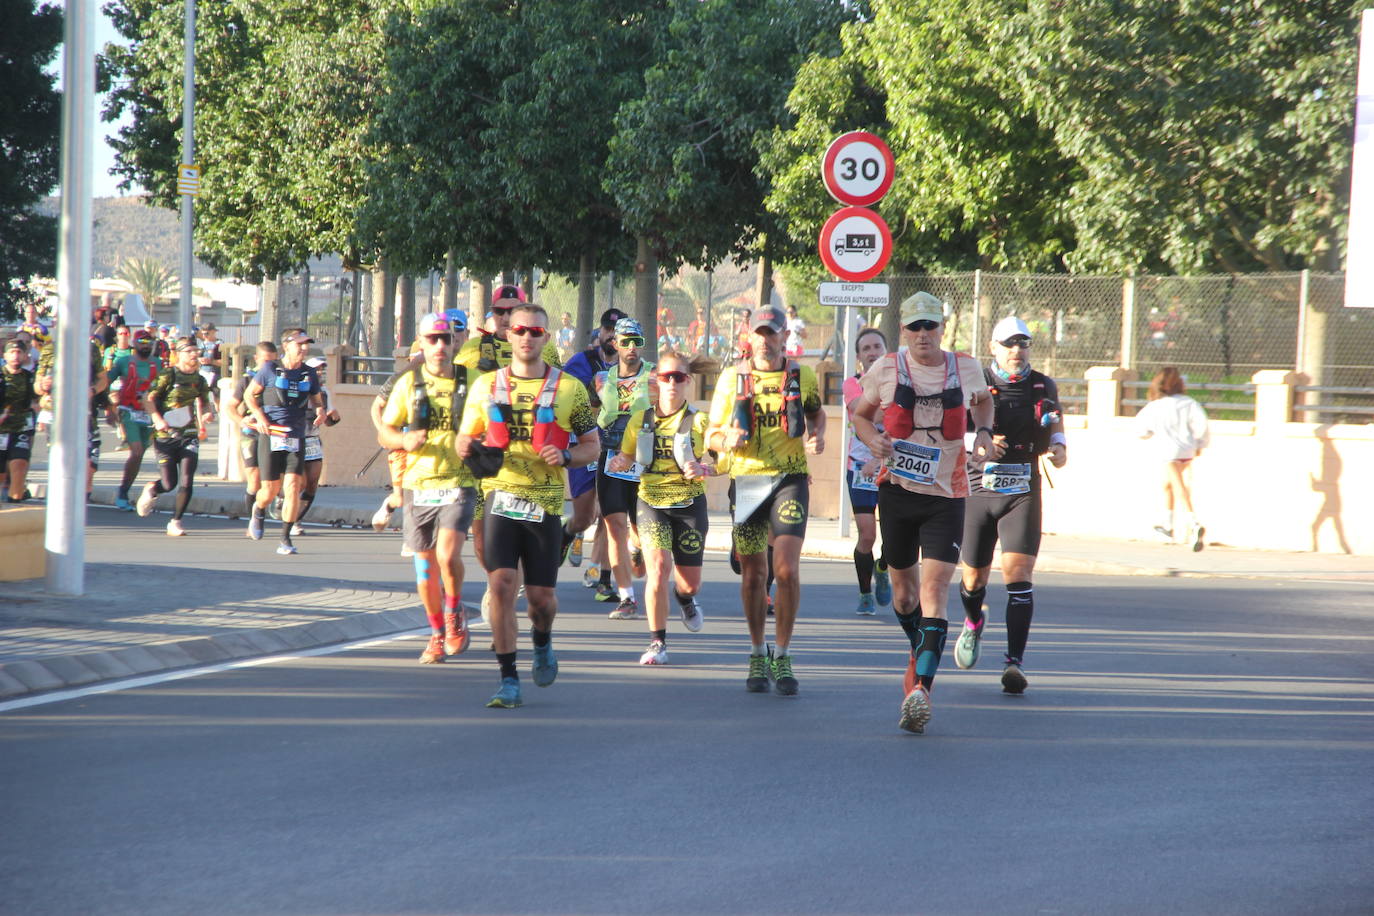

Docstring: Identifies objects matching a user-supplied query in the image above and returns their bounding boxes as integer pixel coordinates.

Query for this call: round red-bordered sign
[821,131,895,206]
[819,207,892,282]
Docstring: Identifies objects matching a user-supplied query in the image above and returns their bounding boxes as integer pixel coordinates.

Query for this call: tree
[116,256,176,303]
[0,0,61,318]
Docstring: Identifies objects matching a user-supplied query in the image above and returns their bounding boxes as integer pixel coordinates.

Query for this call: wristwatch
[976,427,994,437]
[560,448,572,466]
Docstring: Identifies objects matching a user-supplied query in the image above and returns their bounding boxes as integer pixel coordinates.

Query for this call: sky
[93,8,139,198]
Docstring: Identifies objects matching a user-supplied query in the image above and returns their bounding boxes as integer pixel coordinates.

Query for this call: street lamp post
[178,0,196,335]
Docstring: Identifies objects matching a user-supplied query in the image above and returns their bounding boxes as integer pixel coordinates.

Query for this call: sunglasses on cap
[509,325,546,337]
[658,370,690,383]
[905,319,940,332]
[999,336,1032,349]
[618,336,645,348]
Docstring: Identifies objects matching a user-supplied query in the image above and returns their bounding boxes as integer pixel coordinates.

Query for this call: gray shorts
[403,486,478,552]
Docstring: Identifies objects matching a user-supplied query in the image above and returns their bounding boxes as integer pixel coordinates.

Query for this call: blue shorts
[847,468,879,514]
[569,464,596,498]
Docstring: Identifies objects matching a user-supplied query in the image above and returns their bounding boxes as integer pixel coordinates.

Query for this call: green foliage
[0,0,62,318]
[116,256,176,303]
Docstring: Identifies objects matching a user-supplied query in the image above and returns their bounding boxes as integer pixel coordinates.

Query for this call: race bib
[122,407,150,425]
[0,434,8,450]
[270,434,299,453]
[887,439,941,486]
[413,487,460,507]
[733,474,783,526]
[163,406,192,428]
[304,436,323,461]
[982,461,1031,495]
[604,450,642,482]
[850,462,879,492]
[490,491,546,523]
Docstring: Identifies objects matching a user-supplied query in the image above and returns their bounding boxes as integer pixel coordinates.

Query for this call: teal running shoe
[532,643,558,687]
[874,567,892,607]
[855,593,878,616]
[486,677,523,708]
[954,620,983,670]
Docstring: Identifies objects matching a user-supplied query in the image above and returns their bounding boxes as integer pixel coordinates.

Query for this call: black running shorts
[877,483,964,568]
[961,483,1042,569]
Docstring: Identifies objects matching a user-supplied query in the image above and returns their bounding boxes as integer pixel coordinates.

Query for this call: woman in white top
[1135,367,1210,550]
[784,306,806,357]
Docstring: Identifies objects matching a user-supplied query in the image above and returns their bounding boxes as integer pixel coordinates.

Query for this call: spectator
[1135,367,1210,551]
[556,312,577,362]
[784,305,806,357]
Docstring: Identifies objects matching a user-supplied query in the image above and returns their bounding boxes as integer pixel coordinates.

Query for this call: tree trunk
[755,254,773,310]
[398,274,416,350]
[471,277,492,330]
[634,236,659,363]
[577,252,596,351]
[440,248,459,312]
[369,259,395,356]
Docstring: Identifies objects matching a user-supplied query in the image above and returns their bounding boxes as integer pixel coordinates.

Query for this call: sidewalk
[5,443,1367,705]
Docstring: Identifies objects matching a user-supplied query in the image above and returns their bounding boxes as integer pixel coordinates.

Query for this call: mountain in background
[39,196,343,279]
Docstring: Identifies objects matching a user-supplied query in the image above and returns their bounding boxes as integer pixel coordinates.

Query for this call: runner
[380,313,479,664]
[954,316,1067,695]
[34,332,109,501]
[197,323,223,389]
[456,303,598,709]
[136,340,212,535]
[223,342,278,520]
[291,355,342,535]
[0,339,38,502]
[243,328,326,555]
[609,352,710,665]
[368,339,425,539]
[109,330,164,510]
[593,316,655,620]
[101,324,132,437]
[560,309,626,579]
[850,292,996,733]
[454,284,561,372]
[844,327,892,616]
[706,304,825,697]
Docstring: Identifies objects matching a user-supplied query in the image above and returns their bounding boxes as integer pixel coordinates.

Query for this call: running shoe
[443,609,469,656]
[608,597,639,620]
[874,567,892,607]
[418,632,446,664]
[276,543,298,556]
[371,497,394,531]
[114,496,133,512]
[166,519,185,537]
[855,593,878,616]
[569,533,584,567]
[247,513,264,540]
[1189,523,1206,553]
[291,522,304,537]
[639,640,668,666]
[631,547,646,579]
[594,581,618,603]
[135,482,157,517]
[954,619,984,670]
[746,653,770,693]
[531,642,558,687]
[770,650,798,697]
[1153,524,1174,542]
[899,685,932,734]
[582,564,600,588]
[486,677,522,708]
[679,596,704,633]
[1001,660,1028,695]
[400,544,414,558]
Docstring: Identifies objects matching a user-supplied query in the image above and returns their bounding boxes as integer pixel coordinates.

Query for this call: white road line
[0,629,426,714]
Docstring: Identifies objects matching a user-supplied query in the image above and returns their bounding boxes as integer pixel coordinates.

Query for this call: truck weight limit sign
[818,206,892,283]
[821,131,895,206]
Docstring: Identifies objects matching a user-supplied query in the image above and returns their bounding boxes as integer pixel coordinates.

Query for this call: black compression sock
[959,584,987,627]
[497,651,518,680]
[599,568,612,586]
[652,628,666,643]
[244,491,256,516]
[173,486,192,520]
[279,518,293,546]
[296,491,315,524]
[1005,581,1034,662]
[914,617,949,690]
[854,548,875,593]
[530,627,550,648]
[674,590,694,609]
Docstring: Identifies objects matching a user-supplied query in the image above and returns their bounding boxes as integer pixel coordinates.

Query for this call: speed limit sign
[821,131,895,206]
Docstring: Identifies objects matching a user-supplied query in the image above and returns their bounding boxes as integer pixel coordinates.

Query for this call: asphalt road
[3,515,1373,915]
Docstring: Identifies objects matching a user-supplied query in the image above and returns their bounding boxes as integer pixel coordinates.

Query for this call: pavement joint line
[0,629,426,714]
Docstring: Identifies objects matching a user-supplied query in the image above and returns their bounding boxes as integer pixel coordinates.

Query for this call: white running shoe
[899,685,932,734]
[291,522,304,537]
[639,640,669,666]
[166,519,185,537]
[372,497,394,531]
[680,597,704,632]
[276,543,298,556]
[135,482,157,517]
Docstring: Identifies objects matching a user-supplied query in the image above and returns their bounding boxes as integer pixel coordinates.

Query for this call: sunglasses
[905,320,940,332]
[618,336,645,348]
[999,337,1032,349]
[509,325,547,337]
[492,306,515,315]
[658,371,690,383]
[423,334,453,345]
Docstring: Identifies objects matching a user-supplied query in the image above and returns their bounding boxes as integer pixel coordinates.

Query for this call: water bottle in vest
[731,371,753,445]
[409,379,430,431]
[635,412,655,468]
[782,366,804,439]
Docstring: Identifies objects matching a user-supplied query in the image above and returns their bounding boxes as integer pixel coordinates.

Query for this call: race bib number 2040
[886,439,941,486]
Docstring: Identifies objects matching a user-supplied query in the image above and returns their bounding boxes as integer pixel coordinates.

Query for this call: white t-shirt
[1136,394,1210,461]
[785,316,806,352]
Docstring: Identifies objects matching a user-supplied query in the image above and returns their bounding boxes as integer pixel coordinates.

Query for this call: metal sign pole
[179,0,196,334]
[46,0,96,595]
[837,304,856,538]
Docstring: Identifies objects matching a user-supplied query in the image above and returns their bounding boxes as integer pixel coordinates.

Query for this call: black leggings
[151,438,200,520]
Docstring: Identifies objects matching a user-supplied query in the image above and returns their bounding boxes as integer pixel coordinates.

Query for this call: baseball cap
[304,356,327,369]
[280,329,314,345]
[599,308,627,329]
[992,316,1032,344]
[417,313,454,336]
[900,292,945,327]
[750,305,786,333]
[132,329,153,342]
[441,308,468,331]
[202,322,216,332]
[4,338,25,353]
[614,317,644,339]
[492,284,527,306]
[159,324,171,332]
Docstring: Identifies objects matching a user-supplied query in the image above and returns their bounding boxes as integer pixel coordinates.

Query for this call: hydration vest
[731,358,805,442]
[983,367,1058,457]
[883,351,964,442]
[484,366,566,452]
[406,363,469,433]
[117,357,160,408]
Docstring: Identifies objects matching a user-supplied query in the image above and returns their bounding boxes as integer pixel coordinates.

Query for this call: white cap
[992,316,1031,343]
[304,356,327,369]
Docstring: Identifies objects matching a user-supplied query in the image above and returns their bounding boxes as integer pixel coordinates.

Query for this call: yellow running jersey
[708,363,820,477]
[459,369,596,514]
[381,365,475,491]
[618,404,710,507]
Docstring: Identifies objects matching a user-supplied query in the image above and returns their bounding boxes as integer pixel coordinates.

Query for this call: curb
[0,606,422,703]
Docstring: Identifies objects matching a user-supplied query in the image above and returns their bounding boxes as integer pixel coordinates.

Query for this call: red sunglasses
[509,325,547,337]
[658,371,690,383]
